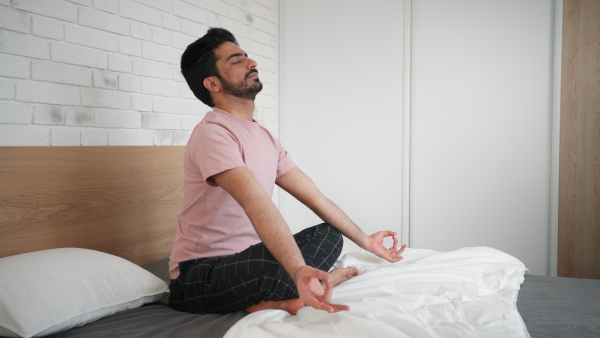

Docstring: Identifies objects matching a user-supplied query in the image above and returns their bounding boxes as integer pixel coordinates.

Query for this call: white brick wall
[0,0,278,146]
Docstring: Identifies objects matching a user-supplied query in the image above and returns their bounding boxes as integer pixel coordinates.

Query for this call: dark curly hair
[181,28,238,107]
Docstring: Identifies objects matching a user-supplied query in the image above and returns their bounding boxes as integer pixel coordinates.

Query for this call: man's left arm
[276,167,406,263]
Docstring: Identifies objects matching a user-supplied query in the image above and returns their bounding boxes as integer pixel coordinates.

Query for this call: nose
[247,57,257,69]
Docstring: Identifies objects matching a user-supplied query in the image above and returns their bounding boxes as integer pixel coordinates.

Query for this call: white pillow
[0,248,169,338]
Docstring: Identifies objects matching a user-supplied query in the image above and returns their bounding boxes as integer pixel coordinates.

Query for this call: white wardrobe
[278,0,559,276]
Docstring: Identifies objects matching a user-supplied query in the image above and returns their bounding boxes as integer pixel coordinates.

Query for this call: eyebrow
[226,52,248,61]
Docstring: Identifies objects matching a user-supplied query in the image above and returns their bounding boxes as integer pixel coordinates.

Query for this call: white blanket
[224,247,529,338]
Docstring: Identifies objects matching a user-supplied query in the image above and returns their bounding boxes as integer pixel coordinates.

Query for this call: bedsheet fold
[224,247,529,338]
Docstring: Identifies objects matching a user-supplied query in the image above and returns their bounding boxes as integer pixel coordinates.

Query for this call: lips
[246,70,259,79]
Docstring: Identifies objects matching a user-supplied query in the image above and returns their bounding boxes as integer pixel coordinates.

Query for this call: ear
[203,76,221,93]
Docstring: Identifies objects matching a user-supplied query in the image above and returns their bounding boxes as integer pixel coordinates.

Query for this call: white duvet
[224,247,529,338]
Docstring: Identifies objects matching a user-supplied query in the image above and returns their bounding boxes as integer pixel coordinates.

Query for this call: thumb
[311,267,330,281]
[295,265,330,282]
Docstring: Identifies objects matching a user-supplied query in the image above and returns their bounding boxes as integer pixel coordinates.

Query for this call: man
[168,28,406,315]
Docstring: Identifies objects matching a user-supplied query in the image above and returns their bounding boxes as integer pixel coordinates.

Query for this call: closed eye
[227,52,248,64]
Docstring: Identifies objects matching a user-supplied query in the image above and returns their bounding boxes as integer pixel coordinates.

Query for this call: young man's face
[212,41,263,100]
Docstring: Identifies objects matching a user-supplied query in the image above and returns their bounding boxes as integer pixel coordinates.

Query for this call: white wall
[279,0,405,254]
[279,0,558,275]
[0,0,278,146]
[410,0,555,275]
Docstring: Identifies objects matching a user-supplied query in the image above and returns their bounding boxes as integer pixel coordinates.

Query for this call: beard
[219,70,263,101]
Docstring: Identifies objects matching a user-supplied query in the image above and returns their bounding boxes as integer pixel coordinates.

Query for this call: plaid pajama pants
[168,223,344,314]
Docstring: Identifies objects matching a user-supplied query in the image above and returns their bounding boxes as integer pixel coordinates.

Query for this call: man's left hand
[366,231,407,263]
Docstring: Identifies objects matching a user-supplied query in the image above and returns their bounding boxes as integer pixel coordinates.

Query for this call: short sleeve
[275,139,296,177]
[187,124,245,186]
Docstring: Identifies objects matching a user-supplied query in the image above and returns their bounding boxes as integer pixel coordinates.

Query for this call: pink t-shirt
[168,108,296,279]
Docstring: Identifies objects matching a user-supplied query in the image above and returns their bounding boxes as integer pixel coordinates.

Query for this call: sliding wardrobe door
[279,0,405,254]
[411,0,555,275]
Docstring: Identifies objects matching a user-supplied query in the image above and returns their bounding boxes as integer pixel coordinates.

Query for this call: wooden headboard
[0,146,184,265]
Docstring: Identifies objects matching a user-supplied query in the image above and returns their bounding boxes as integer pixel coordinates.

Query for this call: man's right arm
[211,167,348,313]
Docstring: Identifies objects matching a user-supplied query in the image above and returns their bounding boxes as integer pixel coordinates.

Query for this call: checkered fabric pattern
[168,223,344,314]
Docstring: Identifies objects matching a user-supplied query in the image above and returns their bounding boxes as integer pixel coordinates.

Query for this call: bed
[1,146,599,338]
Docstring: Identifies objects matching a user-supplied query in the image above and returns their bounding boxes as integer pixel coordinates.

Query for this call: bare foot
[245,298,306,315]
[329,267,359,287]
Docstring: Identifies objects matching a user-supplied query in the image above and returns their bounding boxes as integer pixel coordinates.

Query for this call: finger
[391,235,399,251]
[315,269,331,282]
[317,279,350,313]
[305,296,335,313]
[301,266,330,283]
[330,303,351,312]
[321,277,333,303]
[308,298,349,313]
[386,246,407,262]
[396,244,407,255]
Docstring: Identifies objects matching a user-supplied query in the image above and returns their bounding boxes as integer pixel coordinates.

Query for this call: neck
[214,96,255,121]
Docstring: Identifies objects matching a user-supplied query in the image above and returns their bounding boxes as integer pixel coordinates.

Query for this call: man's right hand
[213,168,351,313]
[293,265,350,313]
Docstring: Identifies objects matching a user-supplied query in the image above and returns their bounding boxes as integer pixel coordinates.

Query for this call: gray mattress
[517,274,600,338]
[44,259,600,338]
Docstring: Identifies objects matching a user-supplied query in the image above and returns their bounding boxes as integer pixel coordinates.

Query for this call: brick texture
[0,0,278,146]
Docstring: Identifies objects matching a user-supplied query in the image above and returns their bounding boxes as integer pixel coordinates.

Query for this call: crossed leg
[169,223,352,315]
